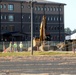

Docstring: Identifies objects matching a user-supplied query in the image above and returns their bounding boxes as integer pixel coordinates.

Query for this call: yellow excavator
[33,15,51,51]
[33,15,46,46]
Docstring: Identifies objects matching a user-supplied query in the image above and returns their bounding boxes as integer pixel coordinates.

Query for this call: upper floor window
[21,5,24,9]
[41,7,43,11]
[28,5,31,9]
[22,15,24,19]
[29,26,31,30]
[50,7,53,11]
[56,7,59,11]
[29,15,31,19]
[8,15,14,21]
[5,26,7,30]
[8,4,14,11]
[60,26,63,30]
[48,17,50,21]
[60,16,62,21]
[53,7,56,11]
[54,17,56,21]
[51,17,53,21]
[1,26,4,30]
[4,4,7,9]
[0,4,3,9]
[59,7,62,11]
[44,7,47,11]
[4,15,7,20]
[57,17,59,21]
[35,7,37,11]
[35,26,38,31]
[47,7,50,11]
[38,7,40,11]
[1,15,3,20]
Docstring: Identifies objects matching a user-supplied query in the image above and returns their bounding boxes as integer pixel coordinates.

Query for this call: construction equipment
[33,15,46,46]
[33,15,51,51]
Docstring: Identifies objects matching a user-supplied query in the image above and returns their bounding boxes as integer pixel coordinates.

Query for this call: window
[22,15,24,19]
[38,7,40,11]
[60,35,63,40]
[21,5,24,8]
[56,7,59,11]
[35,16,38,20]
[53,7,56,11]
[28,5,31,9]
[60,26,63,30]
[9,25,15,32]
[48,17,50,21]
[60,16,62,21]
[54,17,56,21]
[50,7,53,11]
[57,26,59,30]
[29,15,31,19]
[35,7,37,11]
[5,26,7,30]
[57,17,59,21]
[8,15,14,21]
[60,7,62,11]
[38,16,40,20]
[57,36,59,40]
[51,26,53,30]
[8,4,14,11]
[41,7,43,11]
[47,7,50,11]
[4,15,7,20]
[44,7,47,11]
[54,26,56,30]
[1,15,3,20]
[35,26,38,31]
[51,17,53,21]
[4,4,6,9]
[48,26,51,30]
[1,26,4,30]
[0,4,3,9]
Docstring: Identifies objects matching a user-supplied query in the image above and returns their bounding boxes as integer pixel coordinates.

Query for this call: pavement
[0,56,76,75]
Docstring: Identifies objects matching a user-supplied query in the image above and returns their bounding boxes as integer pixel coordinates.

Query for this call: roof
[0,0,66,5]
[71,33,76,40]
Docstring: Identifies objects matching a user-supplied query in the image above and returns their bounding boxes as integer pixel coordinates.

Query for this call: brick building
[0,0,66,41]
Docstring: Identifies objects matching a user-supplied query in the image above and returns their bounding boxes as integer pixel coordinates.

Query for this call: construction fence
[0,41,75,52]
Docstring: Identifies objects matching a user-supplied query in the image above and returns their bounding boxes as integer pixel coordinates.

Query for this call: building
[0,0,66,41]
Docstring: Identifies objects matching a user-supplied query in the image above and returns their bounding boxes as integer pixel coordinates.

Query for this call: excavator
[33,15,51,51]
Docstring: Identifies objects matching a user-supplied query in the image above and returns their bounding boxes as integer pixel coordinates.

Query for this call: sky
[47,0,76,31]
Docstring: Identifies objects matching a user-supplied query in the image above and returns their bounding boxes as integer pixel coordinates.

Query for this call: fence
[0,41,75,52]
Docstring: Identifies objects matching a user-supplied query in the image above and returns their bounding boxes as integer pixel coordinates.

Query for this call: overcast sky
[47,0,76,31]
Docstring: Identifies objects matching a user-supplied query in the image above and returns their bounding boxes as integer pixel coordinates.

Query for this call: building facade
[0,0,66,41]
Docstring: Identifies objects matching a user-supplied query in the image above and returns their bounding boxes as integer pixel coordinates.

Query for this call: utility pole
[31,0,33,55]
[59,4,61,42]
[0,0,2,41]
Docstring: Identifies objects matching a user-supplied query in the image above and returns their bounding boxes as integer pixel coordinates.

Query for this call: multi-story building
[0,0,66,41]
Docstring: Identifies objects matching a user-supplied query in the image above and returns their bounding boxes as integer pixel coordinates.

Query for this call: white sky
[47,0,76,31]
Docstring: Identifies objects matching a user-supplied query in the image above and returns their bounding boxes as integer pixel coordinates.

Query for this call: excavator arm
[40,15,46,41]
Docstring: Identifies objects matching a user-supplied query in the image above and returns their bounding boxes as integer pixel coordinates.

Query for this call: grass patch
[0,52,31,57]
[0,51,76,57]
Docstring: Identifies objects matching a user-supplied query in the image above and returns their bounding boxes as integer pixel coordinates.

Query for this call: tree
[72,29,76,34]
[65,27,72,35]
